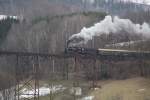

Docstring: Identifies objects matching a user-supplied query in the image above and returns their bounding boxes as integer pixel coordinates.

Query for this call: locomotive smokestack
[68,15,150,46]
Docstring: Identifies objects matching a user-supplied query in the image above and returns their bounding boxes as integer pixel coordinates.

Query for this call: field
[28,77,150,100]
[91,77,150,100]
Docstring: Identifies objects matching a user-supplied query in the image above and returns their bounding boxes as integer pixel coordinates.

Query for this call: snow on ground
[123,0,150,5]
[0,15,18,20]
[80,96,94,100]
[0,84,66,99]
[0,87,15,100]
[20,85,66,99]
[0,15,7,20]
[0,92,3,100]
[82,0,95,4]
[105,40,146,47]
[82,0,150,5]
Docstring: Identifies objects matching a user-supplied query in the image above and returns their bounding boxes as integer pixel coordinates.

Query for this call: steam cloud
[68,15,150,46]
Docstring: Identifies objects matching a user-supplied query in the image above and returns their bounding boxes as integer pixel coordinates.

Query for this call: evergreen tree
[0,17,19,44]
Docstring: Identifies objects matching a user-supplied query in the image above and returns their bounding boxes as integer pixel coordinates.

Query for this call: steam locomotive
[65,42,144,57]
[65,40,148,58]
[65,46,98,55]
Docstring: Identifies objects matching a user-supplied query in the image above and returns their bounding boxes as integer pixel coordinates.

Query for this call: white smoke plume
[68,15,150,46]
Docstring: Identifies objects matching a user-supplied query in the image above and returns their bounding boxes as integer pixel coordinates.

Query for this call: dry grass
[91,77,150,100]
[28,77,150,100]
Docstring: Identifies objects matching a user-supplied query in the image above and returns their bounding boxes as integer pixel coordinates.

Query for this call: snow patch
[121,0,150,5]
[80,96,94,100]
[20,85,66,99]
[0,15,18,20]
[0,87,15,100]
[70,87,82,96]
[82,0,95,4]
[105,40,146,47]
[0,84,66,99]
[115,0,150,5]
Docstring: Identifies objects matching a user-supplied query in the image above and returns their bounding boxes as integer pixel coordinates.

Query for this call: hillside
[0,0,150,17]
[0,12,107,52]
[1,11,150,52]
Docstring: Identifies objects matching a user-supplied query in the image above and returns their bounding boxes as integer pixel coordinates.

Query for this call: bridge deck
[0,50,149,60]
